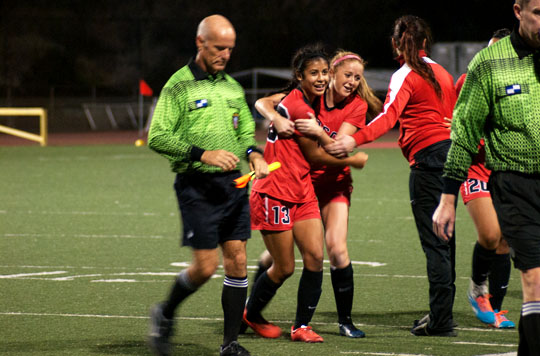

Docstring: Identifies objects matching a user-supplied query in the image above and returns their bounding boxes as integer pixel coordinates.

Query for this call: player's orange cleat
[242,309,282,339]
[290,325,324,343]
[491,310,515,329]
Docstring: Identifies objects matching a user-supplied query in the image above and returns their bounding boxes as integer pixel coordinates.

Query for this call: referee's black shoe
[220,341,251,356]
[148,303,174,356]
[410,320,457,337]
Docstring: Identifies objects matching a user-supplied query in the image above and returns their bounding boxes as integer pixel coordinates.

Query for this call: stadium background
[0,0,516,136]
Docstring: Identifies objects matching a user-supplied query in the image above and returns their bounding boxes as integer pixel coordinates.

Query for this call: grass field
[0,143,522,356]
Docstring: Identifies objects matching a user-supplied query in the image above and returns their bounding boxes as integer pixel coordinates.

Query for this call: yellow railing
[0,107,48,146]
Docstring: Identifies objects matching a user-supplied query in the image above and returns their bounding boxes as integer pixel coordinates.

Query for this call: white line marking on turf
[2,233,164,239]
[453,341,517,347]
[0,271,66,278]
[0,312,514,335]
[475,353,516,356]
[341,352,432,356]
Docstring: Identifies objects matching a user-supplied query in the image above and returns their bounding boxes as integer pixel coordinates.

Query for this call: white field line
[453,341,517,347]
[0,271,66,279]
[2,233,165,239]
[0,263,473,282]
[475,353,516,356]
[0,311,514,335]
[341,352,432,356]
[0,210,172,217]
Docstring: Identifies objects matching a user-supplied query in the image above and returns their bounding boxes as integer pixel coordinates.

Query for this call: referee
[147,14,268,356]
[433,0,540,354]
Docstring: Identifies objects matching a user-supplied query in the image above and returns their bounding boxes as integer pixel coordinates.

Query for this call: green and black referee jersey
[443,30,540,191]
[148,59,257,174]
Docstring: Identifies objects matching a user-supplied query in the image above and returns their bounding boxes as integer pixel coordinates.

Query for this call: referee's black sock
[294,268,323,329]
[330,263,355,325]
[471,241,496,288]
[222,275,248,346]
[162,270,198,319]
[518,302,540,355]
[488,253,511,311]
[246,271,281,322]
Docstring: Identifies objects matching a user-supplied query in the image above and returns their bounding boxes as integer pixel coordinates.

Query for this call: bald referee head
[195,15,236,74]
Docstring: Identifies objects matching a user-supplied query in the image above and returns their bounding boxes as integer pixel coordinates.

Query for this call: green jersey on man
[148,60,257,174]
[444,31,540,187]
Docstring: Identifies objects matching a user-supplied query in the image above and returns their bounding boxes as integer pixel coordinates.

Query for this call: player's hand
[295,113,324,138]
[272,114,295,137]
[248,152,269,179]
[443,117,452,130]
[201,150,240,171]
[432,194,457,242]
[325,134,356,158]
[348,151,368,169]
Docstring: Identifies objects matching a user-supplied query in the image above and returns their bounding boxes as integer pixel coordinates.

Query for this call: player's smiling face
[297,58,329,103]
[331,60,363,100]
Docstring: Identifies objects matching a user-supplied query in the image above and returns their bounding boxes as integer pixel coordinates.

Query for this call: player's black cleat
[148,303,174,356]
[339,323,366,338]
[220,341,251,356]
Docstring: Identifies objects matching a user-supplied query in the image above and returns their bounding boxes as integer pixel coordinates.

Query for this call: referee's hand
[201,150,240,171]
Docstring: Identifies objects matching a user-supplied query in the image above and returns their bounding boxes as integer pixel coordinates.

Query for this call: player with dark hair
[433,0,540,353]
[326,15,458,336]
[247,49,382,338]
[243,44,369,343]
[454,28,515,329]
[146,14,268,356]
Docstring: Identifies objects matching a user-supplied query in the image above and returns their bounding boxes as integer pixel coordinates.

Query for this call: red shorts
[313,175,353,207]
[250,192,321,231]
[460,178,491,204]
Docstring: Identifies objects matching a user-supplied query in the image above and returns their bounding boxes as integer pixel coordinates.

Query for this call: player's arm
[295,113,334,146]
[255,93,295,137]
[297,136,368,169]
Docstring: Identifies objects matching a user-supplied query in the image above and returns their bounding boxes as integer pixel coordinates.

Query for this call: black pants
[409,168,456,331]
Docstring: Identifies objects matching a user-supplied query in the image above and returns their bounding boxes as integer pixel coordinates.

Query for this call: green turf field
[0,144,521,356]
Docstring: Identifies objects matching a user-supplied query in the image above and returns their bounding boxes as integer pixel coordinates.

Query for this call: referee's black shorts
[174,171,251,249]
[490,171,540,271]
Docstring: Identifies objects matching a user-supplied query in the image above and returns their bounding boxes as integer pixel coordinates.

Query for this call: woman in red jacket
[327,15,458,336]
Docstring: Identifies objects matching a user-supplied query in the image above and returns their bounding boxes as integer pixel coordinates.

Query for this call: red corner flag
[139,79,153,97]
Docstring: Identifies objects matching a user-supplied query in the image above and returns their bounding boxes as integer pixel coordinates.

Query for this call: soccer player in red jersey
[326,16,458,337]
[249,50,382,338]
[454,29,515,329]
[243,44,369,343]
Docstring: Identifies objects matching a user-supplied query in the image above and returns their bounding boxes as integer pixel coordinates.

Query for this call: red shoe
[242,308,281,338]
[290,325,324,343]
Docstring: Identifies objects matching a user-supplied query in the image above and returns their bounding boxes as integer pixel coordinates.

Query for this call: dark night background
[0,0,517,98]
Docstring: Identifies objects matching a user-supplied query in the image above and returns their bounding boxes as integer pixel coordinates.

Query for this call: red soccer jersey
[455,73,491,182]
[310,93,367,184]
[351,51,456,166]
[251,88,317,203]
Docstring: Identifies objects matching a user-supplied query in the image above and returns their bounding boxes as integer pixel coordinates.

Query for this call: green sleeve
[444,64,490,181]
[148,87,195,164]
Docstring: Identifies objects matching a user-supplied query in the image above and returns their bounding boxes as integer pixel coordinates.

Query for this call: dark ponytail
[392,15,442,98]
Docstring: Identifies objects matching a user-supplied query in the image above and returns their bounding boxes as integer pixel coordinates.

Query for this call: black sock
[471,241,496,286]
[222,275,248,346]
[518,302,540,355]
[488,253,511,311]
[294,268,323,329]
[248,262,270,303]
[162,270,198,319]
[246,271,281,321]
[330,263,355,324]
